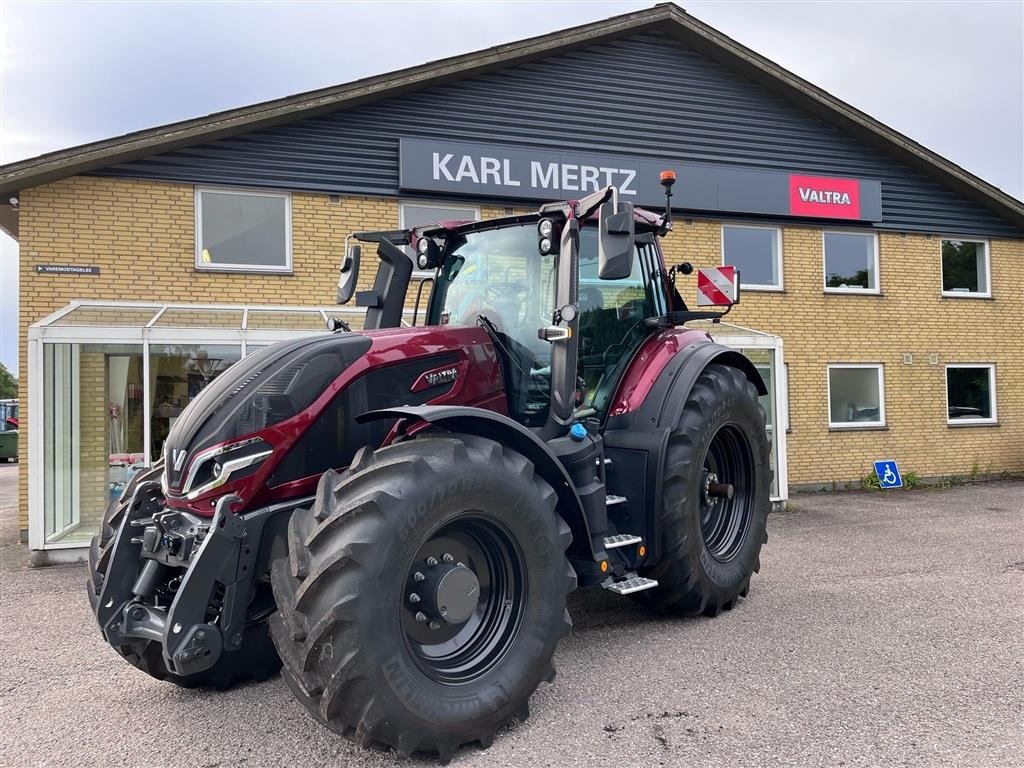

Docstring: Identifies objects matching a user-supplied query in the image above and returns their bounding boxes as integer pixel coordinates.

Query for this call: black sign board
[36,264,100,275]
[399,138,882,222]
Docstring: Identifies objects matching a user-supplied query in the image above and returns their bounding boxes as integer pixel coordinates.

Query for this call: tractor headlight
[184,437,273,500]
[416,237,437,269]
[539,237,553,254]
[538,218,554,238]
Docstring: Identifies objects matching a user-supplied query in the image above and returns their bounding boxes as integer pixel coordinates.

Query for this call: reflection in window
[723,225,781,289]
[946,365,995,423]
[942,239,989,295]
[828,365,885,427]
[824,232,877,291]
[196,188,290,272]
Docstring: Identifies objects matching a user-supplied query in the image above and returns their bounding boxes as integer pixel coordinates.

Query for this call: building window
[400,201,481,275]
[941,238,989,297]
[946,364,996,424]
[823,231,878,293]
[722,224,782,290]
[827,364,885,428]
[195,187,291,273]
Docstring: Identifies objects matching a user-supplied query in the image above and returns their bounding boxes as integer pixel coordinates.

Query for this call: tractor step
[605,494,627,507]
[603,534,642,549]
[602,572,658,595]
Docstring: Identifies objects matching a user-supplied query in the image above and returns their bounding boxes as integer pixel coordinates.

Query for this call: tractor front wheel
[269,434,574,760]
[636,363,771,616]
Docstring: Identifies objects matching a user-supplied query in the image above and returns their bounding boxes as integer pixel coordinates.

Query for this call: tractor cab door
[577,228,667,417]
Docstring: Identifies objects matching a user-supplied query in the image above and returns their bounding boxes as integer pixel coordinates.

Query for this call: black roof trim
[1,3,1021,230]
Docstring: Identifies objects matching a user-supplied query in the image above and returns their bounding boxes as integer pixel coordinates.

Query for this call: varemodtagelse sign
[399,138,882,222]
[36,264,100,275]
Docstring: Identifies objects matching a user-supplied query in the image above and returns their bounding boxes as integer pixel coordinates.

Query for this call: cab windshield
[428,222,665,424]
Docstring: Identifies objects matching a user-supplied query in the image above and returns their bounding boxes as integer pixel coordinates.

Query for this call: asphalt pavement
[1,461,1021,768]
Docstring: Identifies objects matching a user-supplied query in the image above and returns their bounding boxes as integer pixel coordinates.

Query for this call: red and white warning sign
[696,265,739,307]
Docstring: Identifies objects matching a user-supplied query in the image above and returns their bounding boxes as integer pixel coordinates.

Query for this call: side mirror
[337,244,361,304]
[598,201,635,280]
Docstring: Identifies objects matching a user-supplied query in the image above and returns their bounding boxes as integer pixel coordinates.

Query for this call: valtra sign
[399,138,883,222]
[789,175,862,220]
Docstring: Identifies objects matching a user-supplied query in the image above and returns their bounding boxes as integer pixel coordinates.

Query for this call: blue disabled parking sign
[874,460,903,489]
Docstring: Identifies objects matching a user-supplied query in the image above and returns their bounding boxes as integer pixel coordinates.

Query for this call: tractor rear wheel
[635,363,771,616]
[269,434,574,761]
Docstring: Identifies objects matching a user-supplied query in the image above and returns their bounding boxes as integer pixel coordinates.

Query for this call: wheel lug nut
[429,621,441,630]
[426,556,438,567]
[413,571,425,582]
[409,593,420,604]
[442,553,454,563]
[415,612,428,623]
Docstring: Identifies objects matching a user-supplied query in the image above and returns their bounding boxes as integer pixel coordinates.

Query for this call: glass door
[43,344,79,541]
[741,348,781,499]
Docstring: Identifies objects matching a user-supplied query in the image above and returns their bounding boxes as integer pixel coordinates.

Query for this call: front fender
[357,405,595,559]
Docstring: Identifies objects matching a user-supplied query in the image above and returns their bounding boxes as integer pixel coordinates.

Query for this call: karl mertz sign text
[36,264,100,275]
[399,138,882,222]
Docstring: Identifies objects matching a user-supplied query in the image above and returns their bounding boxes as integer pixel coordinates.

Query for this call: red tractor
[88,177,770,760]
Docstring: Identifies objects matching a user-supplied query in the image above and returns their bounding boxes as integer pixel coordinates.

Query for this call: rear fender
[357,405,595,560]
[603,340,767,563]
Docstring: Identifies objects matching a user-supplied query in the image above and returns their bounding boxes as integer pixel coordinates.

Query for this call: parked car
[0,399,17,462]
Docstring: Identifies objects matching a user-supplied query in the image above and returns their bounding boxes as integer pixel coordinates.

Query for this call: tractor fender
[602,340,767,565]
[356,405,593,559]
[624,341,767,432]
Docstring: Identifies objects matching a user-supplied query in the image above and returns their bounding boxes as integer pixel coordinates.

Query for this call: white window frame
[940,236,990,298]
[399,200,481,278]
[827,363,886,429]
[721,223,783,291]
[944,363,997,425]
[194,186,293,274]
[822,229,880,294]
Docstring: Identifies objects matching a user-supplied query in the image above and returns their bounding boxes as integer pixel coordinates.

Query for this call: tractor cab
[340,182,725,440]
[422,208,669,428]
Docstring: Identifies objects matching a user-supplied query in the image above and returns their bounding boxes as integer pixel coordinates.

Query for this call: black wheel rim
[402,515,526,685]
[699,424,755,563]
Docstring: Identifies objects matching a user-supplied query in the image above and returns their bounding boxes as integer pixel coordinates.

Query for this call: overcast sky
[1,0,1022,376]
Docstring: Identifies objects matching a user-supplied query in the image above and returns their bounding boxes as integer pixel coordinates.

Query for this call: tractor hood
[162,333,372,500]
[160,325,504,515]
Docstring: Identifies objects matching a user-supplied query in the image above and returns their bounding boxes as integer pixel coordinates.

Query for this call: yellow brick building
[2,5,1022,557]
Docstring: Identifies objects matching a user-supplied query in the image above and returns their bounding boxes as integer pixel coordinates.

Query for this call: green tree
[0,362,17,399]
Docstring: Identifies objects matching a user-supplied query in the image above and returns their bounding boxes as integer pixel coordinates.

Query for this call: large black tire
[635,363,771,616]
[269,434,574,761]
[87,471,280,690]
